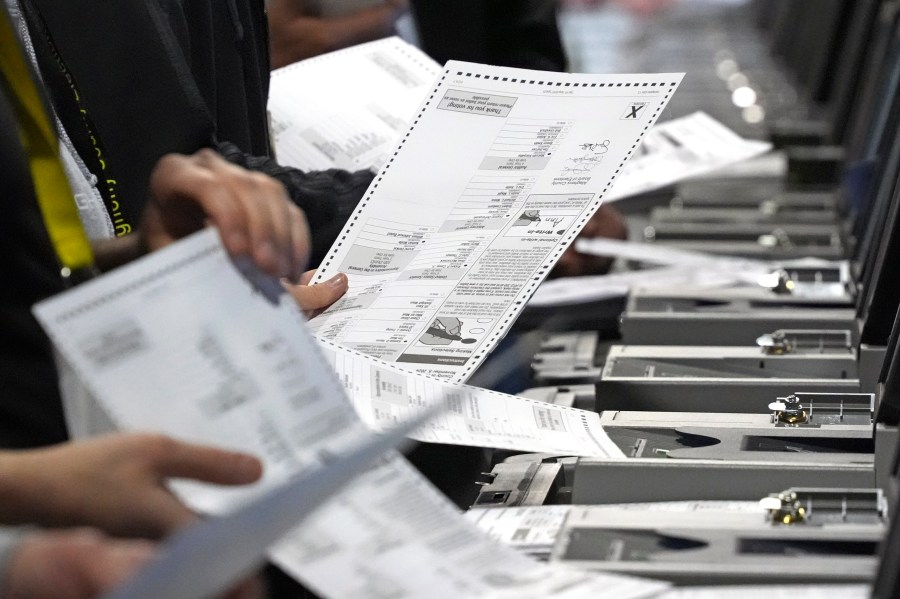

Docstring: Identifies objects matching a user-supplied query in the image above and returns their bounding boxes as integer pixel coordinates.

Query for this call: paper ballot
[308,61,683,382]
[270,42,765,199]
[656,585,871,599]
[41,230,624,466]
[528,265,744,308]
[102,409,429,599]
[466,502,764,559]
[35,230,664,599]
[531,238,849,307]
[605,111,772,202]
[573,236,773,276]
[269,37,440,172]
[321,341,625,457]
[466,506,574,558]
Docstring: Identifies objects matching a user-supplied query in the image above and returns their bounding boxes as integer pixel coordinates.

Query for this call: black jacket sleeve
[217,141,374,267]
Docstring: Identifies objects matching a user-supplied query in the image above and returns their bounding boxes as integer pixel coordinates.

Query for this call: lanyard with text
[0,8,96,283]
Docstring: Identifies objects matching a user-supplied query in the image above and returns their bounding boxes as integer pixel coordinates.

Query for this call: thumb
[286,273,349,317]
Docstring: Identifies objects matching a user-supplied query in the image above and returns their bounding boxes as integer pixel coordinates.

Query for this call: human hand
[1,529,154,599]
[142,149,311,282]
[2,528,265,599]
[283,269,349,318]
[552,204,628,277]
[0,434,263,539]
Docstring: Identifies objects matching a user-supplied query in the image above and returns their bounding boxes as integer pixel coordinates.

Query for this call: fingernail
[326,273,348,288]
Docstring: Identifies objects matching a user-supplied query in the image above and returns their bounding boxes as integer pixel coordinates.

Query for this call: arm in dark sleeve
[216,141,374,266]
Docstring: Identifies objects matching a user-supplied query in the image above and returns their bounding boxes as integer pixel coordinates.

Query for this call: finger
[127,488,202,537]
[88,539,157,592]
[224,171,281,277]
[150,438,264,486]
[197,154,283,274]
[151,152,251,255]
[251,174,295,278]
[286,203,311,282]
[285,273,348,317]
[202,154,304,279]
[298,269,316,286]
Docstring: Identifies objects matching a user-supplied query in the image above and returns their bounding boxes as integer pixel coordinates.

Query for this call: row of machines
[463,0,900,593]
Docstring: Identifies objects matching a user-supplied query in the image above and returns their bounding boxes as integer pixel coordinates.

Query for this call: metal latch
[760,490,806,525]
[760,488,886,526]
[757,330,794,355]
[757,268,795,294]
[768,394,809,425]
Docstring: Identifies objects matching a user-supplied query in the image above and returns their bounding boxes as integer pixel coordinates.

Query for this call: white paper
[557,239,850,305]
[605,111,773,201]
[528,265,742,307]
[573,237,772,277]
[102,411,429,599]
[269,37,440,172]
[272,456,665,599]
[688,150,787,180]
[35,230,666,599]
[310,62,683,382]
[656,585,871,599]
[569,501,766,515]
[465,501,763,557]
[321,341,625,457]
[465,506,573,555]
[35,229,368,513]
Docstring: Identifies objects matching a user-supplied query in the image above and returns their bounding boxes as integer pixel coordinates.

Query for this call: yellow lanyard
[0,8,95,278]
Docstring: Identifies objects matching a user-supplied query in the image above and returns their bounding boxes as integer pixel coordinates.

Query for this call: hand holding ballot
[0,434,263,539]
[3,528,264,599]
[1,529,156,599]
[0,434,266,599]
[142,150,311,283]
[284,270,351,318]
[94,149,349,314]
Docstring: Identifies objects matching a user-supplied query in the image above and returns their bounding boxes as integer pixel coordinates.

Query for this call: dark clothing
[217,143,374,264]
[23,0,215,235]
[0,77,69,448]
[23,0,370,265]
[0,0,369,449]
[156,0,272,157]
[410,0,568,72]
[150,0,373,261]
